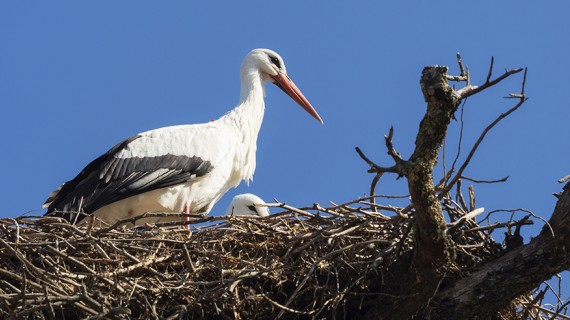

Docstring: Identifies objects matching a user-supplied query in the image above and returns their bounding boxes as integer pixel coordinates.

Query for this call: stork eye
[269,56,281,69]
[247,205,258,213]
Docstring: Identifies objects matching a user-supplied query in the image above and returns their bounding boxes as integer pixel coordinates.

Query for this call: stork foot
[181,204,191,232]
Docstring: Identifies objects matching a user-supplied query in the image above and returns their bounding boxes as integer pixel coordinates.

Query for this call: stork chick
[225,193,270,218]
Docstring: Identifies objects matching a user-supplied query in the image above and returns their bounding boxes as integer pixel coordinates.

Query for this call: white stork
[43,48,322,226]
[225,193,270,217]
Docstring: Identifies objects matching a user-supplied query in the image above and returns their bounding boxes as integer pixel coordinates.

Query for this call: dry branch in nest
[5,204,409,319]
[1,54,569,319]
[0,190,566,319]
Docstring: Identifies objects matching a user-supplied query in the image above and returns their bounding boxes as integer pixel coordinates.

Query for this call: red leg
[181,204,191,231]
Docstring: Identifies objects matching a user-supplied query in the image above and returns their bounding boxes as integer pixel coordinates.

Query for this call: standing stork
[43,48,322,226]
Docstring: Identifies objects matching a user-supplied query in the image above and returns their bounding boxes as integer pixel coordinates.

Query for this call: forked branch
[446,53,524,100]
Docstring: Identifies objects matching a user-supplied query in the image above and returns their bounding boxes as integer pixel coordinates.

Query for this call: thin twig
[461,176,509,184]
[442,69,528,198]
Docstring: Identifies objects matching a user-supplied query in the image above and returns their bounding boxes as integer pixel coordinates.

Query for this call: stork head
[243,48,324,124]
[225,193,270,218]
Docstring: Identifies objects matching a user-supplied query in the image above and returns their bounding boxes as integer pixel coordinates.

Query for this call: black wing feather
[44,135,213,222]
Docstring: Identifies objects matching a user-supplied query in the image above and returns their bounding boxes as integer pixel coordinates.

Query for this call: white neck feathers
[218,61,267,182]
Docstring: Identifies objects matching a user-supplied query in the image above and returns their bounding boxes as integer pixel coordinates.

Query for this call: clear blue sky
[1,3,568,238]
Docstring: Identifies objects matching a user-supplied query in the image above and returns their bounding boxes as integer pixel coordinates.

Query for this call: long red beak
[271,72,323,124]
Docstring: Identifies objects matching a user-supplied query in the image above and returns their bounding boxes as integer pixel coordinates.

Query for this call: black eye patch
[247,205,258,214]
[269,56,281,69]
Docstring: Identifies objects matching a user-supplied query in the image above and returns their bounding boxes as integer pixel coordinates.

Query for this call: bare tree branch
[440,68,528,199]
[360,59,533,320]
[460,175,509,184]
[457,66,524,99]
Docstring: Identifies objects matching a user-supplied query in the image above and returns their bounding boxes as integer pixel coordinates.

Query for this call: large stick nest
[0,191,564,319]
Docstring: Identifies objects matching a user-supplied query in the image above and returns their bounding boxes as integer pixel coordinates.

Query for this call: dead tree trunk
[362,66,459,319]
[358,60,569,319]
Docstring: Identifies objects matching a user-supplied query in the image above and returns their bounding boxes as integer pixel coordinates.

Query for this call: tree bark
[409,66,458,270]
[363,66,458,319]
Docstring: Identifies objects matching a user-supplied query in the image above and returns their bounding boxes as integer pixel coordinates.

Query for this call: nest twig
[0,187,564,319]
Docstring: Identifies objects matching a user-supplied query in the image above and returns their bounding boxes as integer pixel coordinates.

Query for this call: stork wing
[44,134,213,222]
